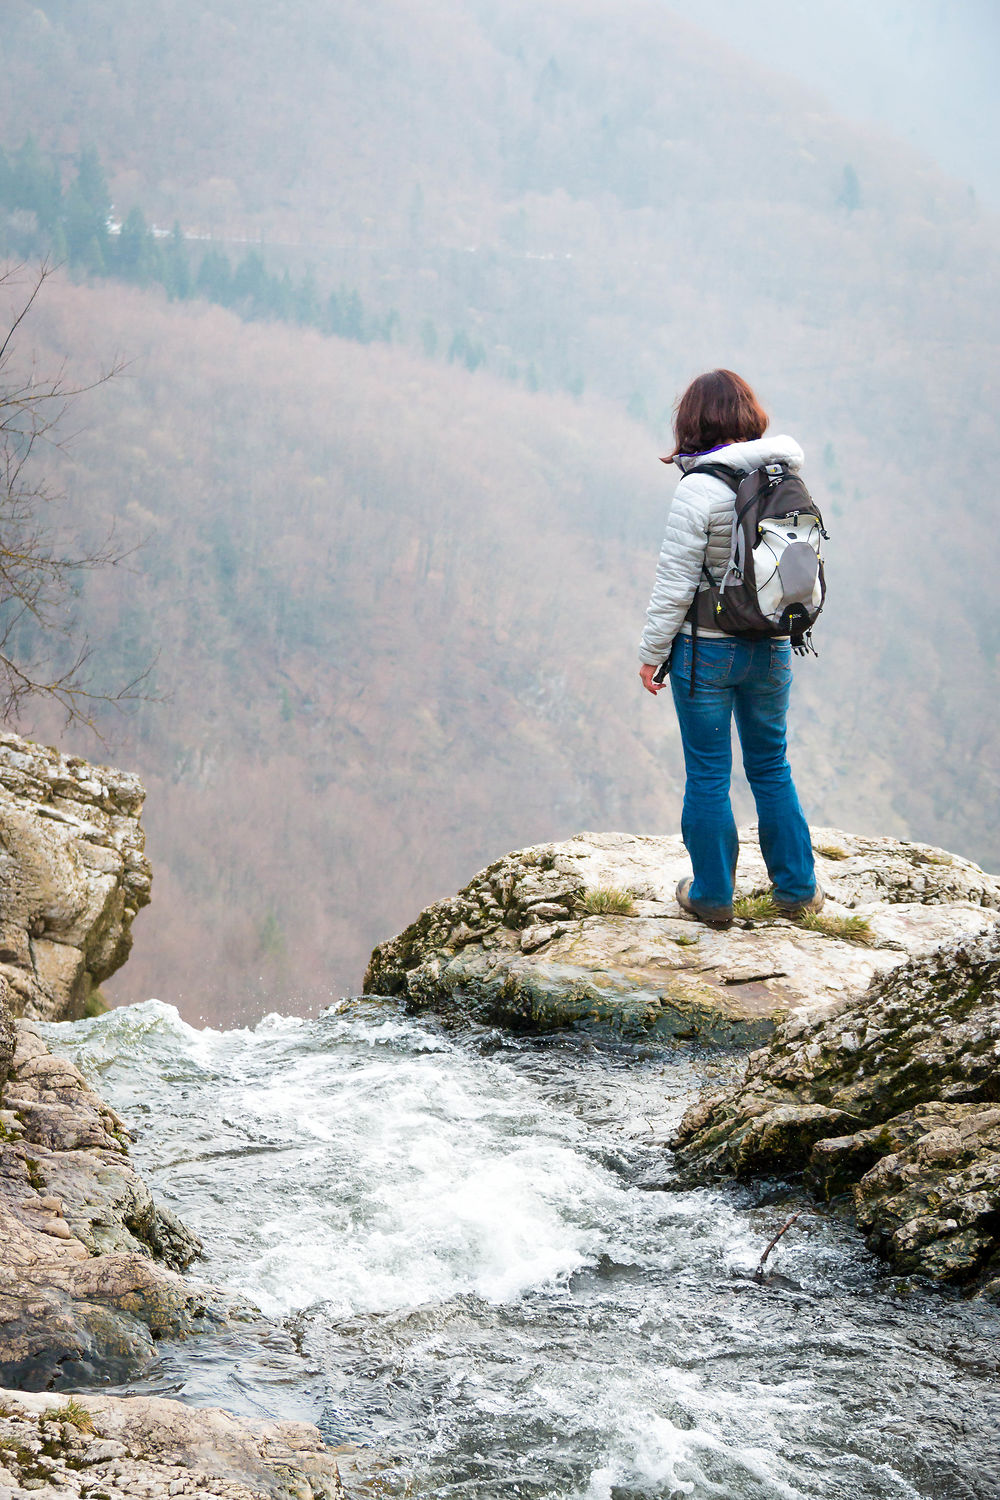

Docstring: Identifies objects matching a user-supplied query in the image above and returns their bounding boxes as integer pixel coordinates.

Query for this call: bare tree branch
[754,1212,802,1281]
[0,261,152,732]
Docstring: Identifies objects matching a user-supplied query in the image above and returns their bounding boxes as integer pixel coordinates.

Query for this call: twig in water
[754,1212,801,1281]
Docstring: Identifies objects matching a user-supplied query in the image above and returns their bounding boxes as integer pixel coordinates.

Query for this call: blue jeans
[669,635,815,911]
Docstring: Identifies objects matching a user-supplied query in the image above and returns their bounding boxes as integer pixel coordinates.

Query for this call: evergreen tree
[162,221,192,300]
[272,268,294,321]
[48,220,69,265]
[75,227,108,277]
[449,330,484,371]
[293,268,320,327]
[11,138,61,234]
[116,205,158,284]
[196,248,234,306]
[320,285,369,341]
[322,288,343,337]
[64,147,111,268]
[341,288,365,342]
[378,307,401,343]
[0,147,12,210]
[232,249,270,315]
[419,318,438,358]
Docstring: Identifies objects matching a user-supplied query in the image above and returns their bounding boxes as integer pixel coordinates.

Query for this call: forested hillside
[2,0,997,1018]
[17,277,676,1017]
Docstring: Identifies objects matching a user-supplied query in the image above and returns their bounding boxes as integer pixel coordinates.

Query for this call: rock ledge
[364,827,999,1044]
[0,1385,367,1498]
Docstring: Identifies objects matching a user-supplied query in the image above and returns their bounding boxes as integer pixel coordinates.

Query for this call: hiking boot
[675,877,733,927]
[770,886,825,917]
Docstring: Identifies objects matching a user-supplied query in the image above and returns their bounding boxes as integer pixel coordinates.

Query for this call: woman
[638,369,822,926]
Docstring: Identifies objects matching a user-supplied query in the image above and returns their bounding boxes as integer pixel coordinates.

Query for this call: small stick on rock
[754,1212,801,1281]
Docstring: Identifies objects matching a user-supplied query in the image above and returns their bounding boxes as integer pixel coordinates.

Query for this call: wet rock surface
[0,1386,368,1498]
[0,738,375,1496]
[0,732,151,1023]
[364,827,999,1044]
[0,1014,225,1389]
[671,927,1000,1288]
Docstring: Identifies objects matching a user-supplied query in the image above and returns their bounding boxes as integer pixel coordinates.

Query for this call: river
[41,999,1000,1500]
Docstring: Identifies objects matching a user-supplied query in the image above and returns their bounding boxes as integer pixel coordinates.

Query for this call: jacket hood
[667,435,804,475]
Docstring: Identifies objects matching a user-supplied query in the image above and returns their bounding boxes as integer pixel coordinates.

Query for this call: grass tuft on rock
[39,1398,95,1433]
[814,843,849,860]
[733,892,782,921]
[579,886,636,916]
[798,911,876,945]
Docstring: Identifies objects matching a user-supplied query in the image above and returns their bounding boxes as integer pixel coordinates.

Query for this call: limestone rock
[364,827,998,1044]
[671,927,1000,1287]
[0,731,152,1022]
[0,1021,219,1389]
[0,1386,370,1497]
[0,987,14,1097]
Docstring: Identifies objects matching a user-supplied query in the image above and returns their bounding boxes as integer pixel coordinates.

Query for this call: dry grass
[40,1398,95,1433]
[797,911,876,945]
[733,892,781,921]
[579,886,637,916]
[733,892,875,945]
[814,843,849,861]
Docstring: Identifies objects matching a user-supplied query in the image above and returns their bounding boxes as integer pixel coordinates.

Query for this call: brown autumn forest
[2,0,998,1021]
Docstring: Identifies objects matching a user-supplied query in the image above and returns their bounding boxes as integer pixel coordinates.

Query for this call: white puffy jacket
[638,434,805,666]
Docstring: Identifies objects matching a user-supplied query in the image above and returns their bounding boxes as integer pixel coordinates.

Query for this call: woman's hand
[640,663,665,696]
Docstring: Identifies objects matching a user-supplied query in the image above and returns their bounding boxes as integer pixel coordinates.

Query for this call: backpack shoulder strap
[685,462,742,492]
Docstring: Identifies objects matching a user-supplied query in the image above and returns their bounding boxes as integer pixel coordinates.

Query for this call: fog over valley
[1,0,996,1019]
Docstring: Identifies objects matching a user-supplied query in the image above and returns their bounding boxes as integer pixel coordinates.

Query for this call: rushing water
[41,1000,1000,1500]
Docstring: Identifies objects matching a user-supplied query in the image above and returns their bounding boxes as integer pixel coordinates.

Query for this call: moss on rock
[671,928,1000,1288]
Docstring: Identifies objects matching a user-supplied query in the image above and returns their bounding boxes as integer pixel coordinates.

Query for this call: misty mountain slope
[2,1,997,1013]
[5,2,995,489]
[12,273,996,1021]
[663,0,1000,205]
[19,277,677,1015]
[4,0,974,234]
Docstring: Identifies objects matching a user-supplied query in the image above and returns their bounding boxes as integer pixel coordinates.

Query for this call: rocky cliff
[0,733,202,1389]
[0,733,371,1496]
[365,827,999,1043]
[0,1017,225,1390]
[671,927,1000,1292]
[0,732,151,1023]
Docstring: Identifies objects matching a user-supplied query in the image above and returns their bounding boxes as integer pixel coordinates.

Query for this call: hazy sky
[665,0,1000,206]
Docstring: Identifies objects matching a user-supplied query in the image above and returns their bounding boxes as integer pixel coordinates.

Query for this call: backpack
[683,461,828,693]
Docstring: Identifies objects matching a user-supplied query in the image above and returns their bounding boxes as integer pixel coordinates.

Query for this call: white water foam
[42,999,1000,1500]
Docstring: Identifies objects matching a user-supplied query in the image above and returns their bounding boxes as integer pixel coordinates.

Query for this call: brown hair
[669,369,768,459]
